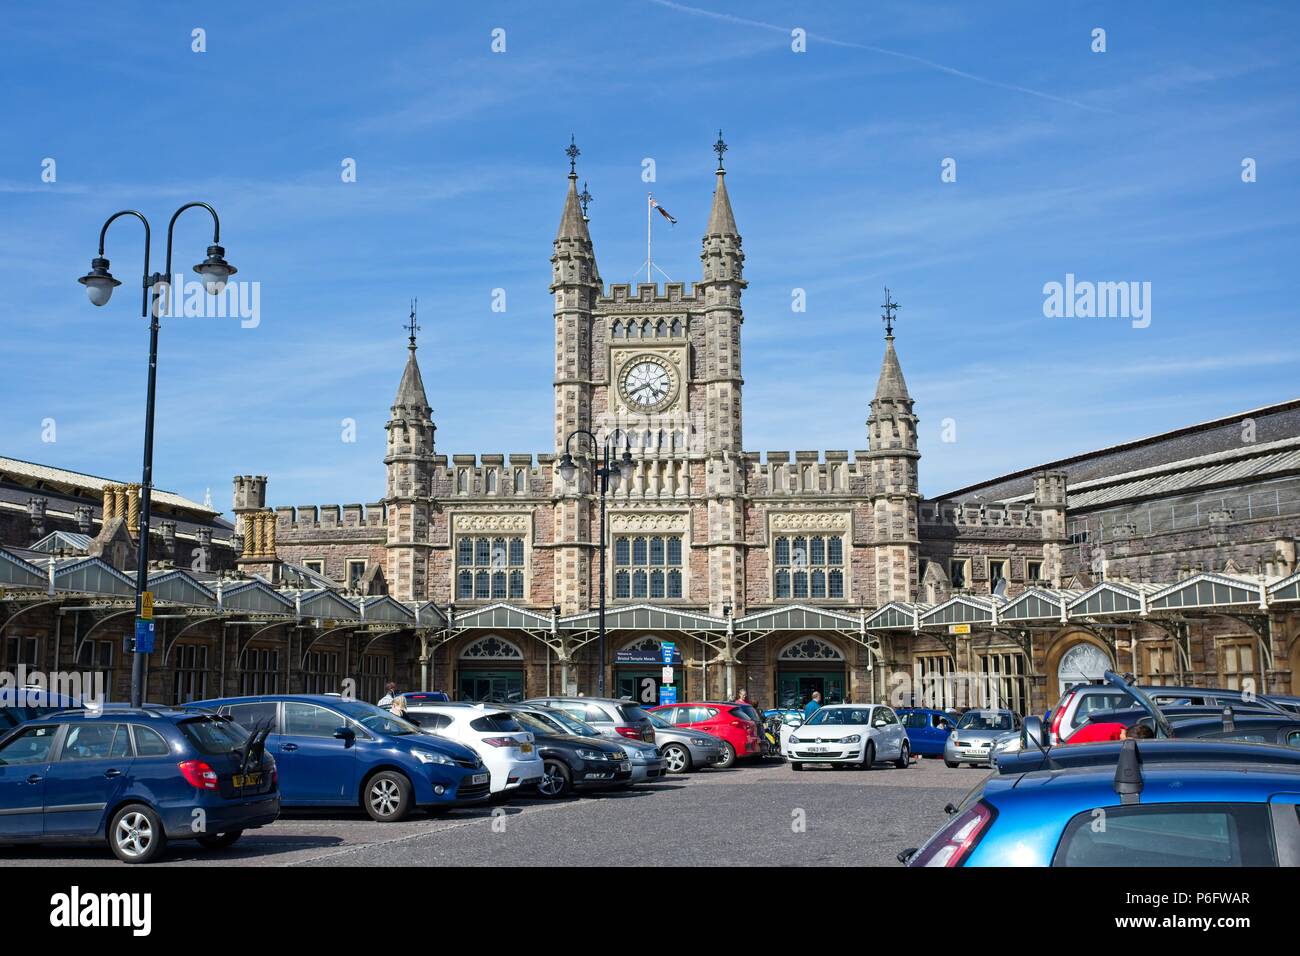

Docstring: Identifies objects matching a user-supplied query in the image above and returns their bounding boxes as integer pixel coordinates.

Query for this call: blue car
[896,707,955,757]
[904,739,1300,866]
[0,706,279,863]
[193,695,490,821]
[0,687,82,733]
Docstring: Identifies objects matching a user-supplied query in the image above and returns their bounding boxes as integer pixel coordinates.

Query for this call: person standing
[804,690,822,720]
[377,681,398,708]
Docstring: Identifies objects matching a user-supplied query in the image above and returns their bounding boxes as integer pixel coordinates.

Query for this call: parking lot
[1,758,975,867]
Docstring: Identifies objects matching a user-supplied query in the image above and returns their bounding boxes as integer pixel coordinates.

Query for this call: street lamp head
[78,257,121,307]
[558,453,577,483]
[607,468,622,492]
[618,450,634,483]
[193,244,237,295]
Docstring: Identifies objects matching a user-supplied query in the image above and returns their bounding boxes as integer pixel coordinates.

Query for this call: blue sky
[2,1,1297,512]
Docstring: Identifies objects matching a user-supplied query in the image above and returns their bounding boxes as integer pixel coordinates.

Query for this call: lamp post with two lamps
[557,429,634,697]
[77,202,237,708]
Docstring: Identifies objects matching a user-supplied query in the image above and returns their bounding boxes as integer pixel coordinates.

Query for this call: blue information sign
[134,618,155,654]
[658,684,677,706]
[660,641,675,666]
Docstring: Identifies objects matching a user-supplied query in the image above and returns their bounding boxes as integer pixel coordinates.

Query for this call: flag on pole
[649,196,677,225]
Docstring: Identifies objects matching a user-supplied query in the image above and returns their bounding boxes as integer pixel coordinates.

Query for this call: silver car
[943,709,1021,767]
[646,710,725,772]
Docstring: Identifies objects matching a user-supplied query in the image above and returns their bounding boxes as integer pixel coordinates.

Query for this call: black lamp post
[558,429,634,697]
[78,203,236,708]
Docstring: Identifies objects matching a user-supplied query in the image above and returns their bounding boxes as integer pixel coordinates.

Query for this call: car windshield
[179,716,250,755]
[334,700,419,736]
[515,711,566,736]
[646,711,673,729]
[805,708,872,726]
[548,710,600,736]
[957,711,1013,731]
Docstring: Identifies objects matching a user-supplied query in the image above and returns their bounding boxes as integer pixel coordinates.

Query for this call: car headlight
[842,734,861,744]
[576,749,607,760]
[690,738,711,746]
[413,749,456,766]
[789,736,801,745]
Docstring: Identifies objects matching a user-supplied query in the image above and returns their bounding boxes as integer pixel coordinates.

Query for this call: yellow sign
[140,591,154,620]
[949,623,971,635]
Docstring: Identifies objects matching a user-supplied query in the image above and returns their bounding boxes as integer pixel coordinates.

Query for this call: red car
[650,701,763,768]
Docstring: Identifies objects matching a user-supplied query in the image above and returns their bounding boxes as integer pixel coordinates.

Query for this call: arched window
[632,537,648,565]
[667,569,682,598]
[811,570,826,598]
[655,319,667,337]
[491,571,506,599]
[460,634,524,660]
[810,536,825,565]
[650,569,665,599]
[475,538,491,565]
[774,538,790,566]
[640,320,651,338]
[778,637,845,661]
[474,570,489,599]
[514,469,526,493]
[491,537,507,568]
[828,537,843,564]
[457,571,473,599]
[508,570,524,599]
[793,570,809,599]
[457,470,468,494]
[508,538,524,566]
[632,570,648,598]
[611,320,623,338]
[670,318,683,337]
[615,570,630,599]
[829,569,844,598]
[457,538,473,565]
[615,537,630,565]
[666,538,682,565]
[484,470,497,493]
[649,536,664,564]
[775,569,791,599]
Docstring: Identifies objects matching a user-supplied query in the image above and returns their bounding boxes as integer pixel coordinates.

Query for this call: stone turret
[384,308,436,601]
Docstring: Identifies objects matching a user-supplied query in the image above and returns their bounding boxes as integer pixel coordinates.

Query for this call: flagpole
[646,192,652,284]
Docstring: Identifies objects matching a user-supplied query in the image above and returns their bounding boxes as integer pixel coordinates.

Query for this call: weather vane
[406,298,420,348]
[579,181,592,220]
[566,135,580,176]
[881,287,900,338]
[713,129,728,170]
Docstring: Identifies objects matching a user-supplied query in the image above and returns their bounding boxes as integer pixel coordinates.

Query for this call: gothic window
[514,469,526,494]
[949,559,969,589]
[611,320,623,338]
[670,318,683,337]
[456,535,526,600]
[614,533,684,600]
[457,470,468,494]
[772,534,847,601]
[640,320,650,337]
[485,470,497,493]
[655,319,666,337]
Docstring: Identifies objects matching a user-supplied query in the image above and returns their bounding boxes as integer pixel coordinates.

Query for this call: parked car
[509,707,632,797]
[1152,712,1300,748]
[0,687,81,733]
[194,694,490,819]
[645,709,726,772]
[943,709,1021,767]
[903,739,1300,866]
[529,705,666,782]
[524,697,656,744]
[398,691,450,705]
[399,701,545,795]
[784,703,909,771]
[0,706,279,863]
[897,707,955,757]
[650,701,762,768]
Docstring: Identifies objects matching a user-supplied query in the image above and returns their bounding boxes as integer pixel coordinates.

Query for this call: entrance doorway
[458,669,524,703]
[776,670,846,709]
[617,671,663,705]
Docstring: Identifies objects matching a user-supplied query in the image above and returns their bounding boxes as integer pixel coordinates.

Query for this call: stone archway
[775,635,848,707]
[1043,631,1114,705]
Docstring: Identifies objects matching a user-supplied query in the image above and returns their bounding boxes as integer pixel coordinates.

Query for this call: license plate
[619,761,631,772]
[471,773,489,785]
[520,743,533,754]
[808,746,828,753]
[232,772,261,788]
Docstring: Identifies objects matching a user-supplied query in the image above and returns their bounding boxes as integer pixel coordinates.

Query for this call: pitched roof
[873,337,911,402]
[555,173,591,242]
[392,347,430,410]
[705,169,738,237]
[0,455,216,515]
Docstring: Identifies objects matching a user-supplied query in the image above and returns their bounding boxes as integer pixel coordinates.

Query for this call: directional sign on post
[134,618,155,654]
[140,590,154,621]
[660,641,675,666]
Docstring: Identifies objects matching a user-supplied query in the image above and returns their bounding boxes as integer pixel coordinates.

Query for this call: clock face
[622,359,674,409]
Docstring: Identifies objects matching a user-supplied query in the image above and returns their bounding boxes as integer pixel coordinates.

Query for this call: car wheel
[196,831,243,850]
[537,759,572,798]
[789,761,803,772]
[943,758,960,768]
[662,744,692,774]
[364,771,413,822]
[109,804,167,864]
[715,742,737,769]
[895,742,910,769]
[860,741,875,771]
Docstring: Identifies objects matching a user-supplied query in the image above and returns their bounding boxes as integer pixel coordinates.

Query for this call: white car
[784,703,910,771]
[403,702,545,794]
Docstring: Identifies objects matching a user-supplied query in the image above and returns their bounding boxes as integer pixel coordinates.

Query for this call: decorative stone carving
[453,513,531,533]
[768,511,851,533]
[609,511,688,533]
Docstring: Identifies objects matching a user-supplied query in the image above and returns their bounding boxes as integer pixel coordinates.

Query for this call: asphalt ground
[2,755,983,867]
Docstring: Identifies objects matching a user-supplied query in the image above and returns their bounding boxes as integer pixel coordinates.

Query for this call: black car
[1076,702,1283,733]
[1166,713,1300,748]
[510,708,633,798]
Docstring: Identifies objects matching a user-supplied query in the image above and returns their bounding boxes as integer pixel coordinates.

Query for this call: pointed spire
[874,290,911,401]
[556,136,591,241]
[706,130,738,237]
[393,301,430,410]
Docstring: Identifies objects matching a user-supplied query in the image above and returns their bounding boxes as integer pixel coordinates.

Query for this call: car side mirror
[333,727,355,743]
[1021,716,1045,751]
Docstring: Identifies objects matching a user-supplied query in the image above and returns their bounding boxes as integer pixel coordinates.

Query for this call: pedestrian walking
[803,690,822,720]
